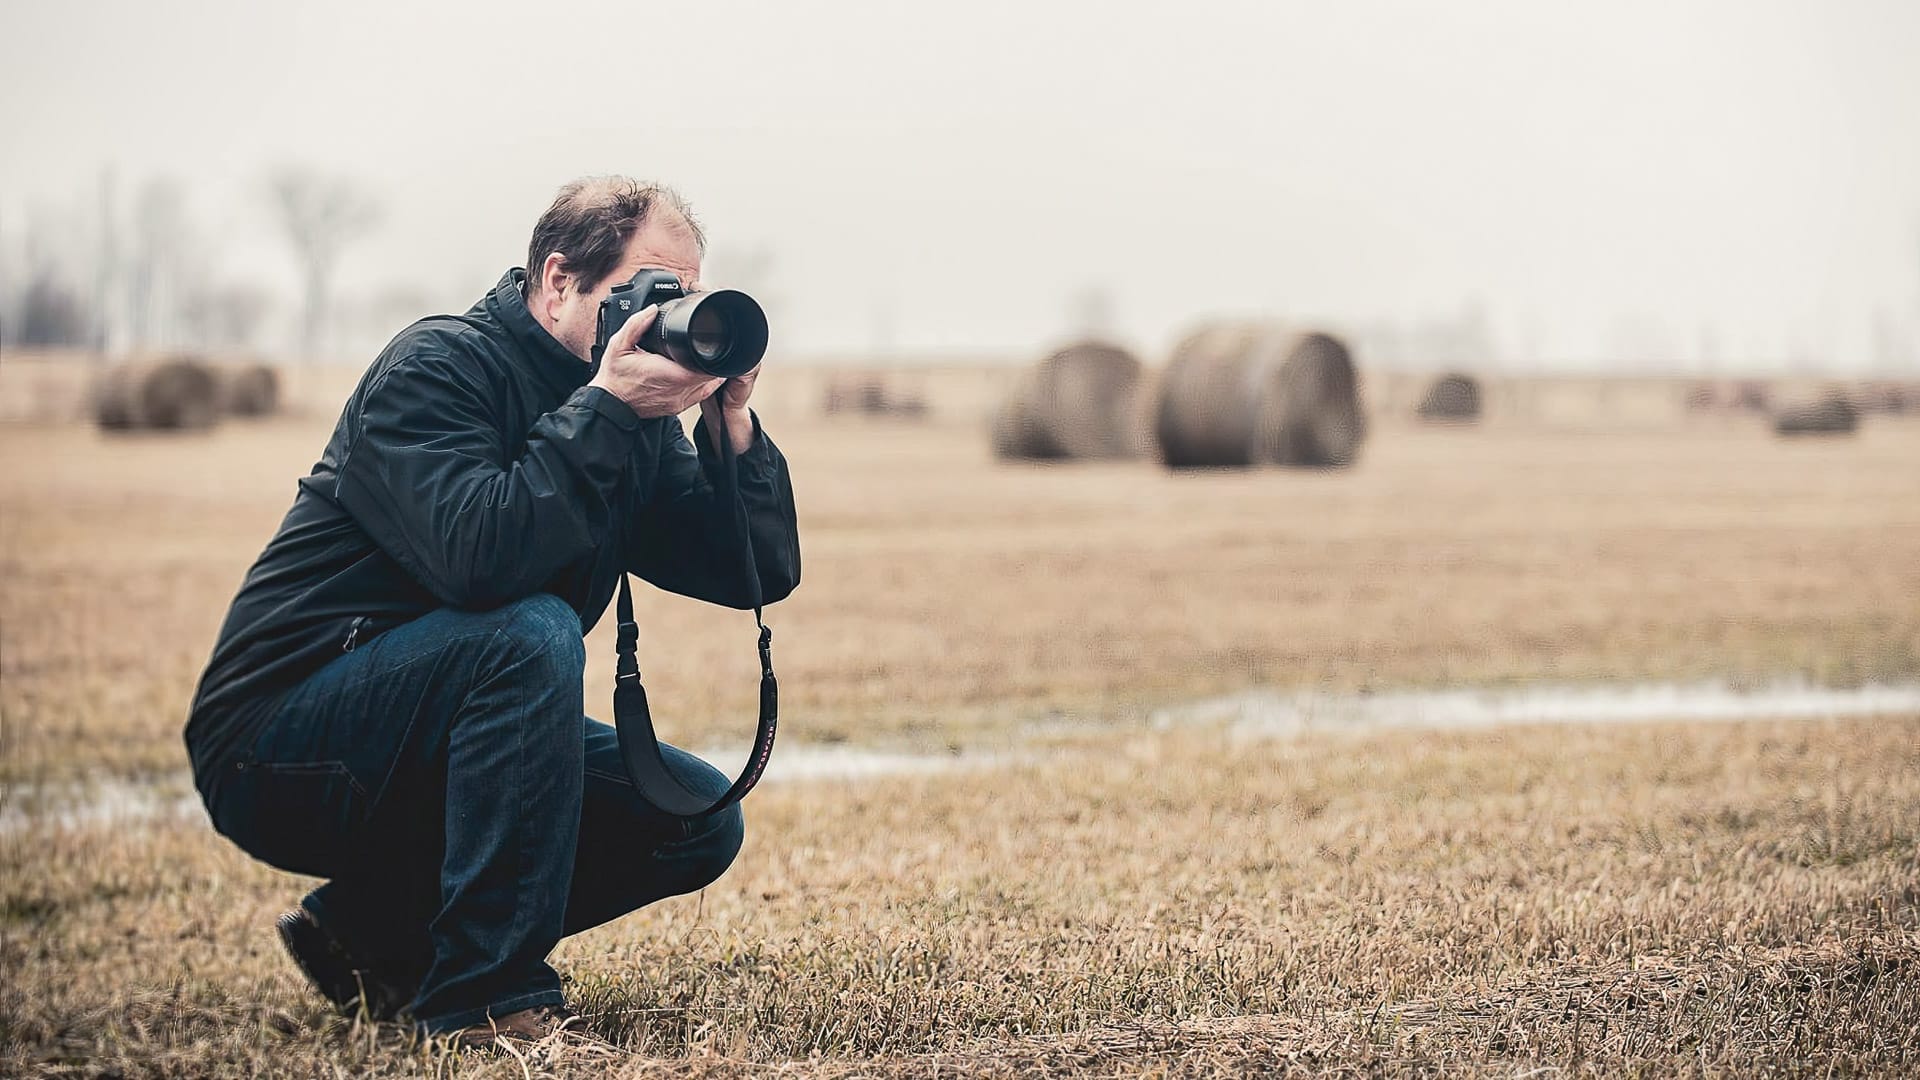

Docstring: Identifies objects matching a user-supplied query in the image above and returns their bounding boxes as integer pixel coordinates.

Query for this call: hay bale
[93,357,222,432]
[824,374,929,419]
[1416,372,1482,423]
[990,393,1048,458]
[1154,324,1365,468]
[220,363,280,417]
[1856,381,1916,415]
[991,341,1145,461]
[1730,380,1771,413]
[1267,333,1365,466]
[1773,393,1858,437]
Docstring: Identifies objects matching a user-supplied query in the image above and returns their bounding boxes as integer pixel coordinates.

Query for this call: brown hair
[523,177,705,297]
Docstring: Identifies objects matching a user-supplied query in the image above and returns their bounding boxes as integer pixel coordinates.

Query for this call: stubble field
[3,372,1919,1076]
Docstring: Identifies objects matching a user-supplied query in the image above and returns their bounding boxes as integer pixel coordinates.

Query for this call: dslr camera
[593,270,768,380]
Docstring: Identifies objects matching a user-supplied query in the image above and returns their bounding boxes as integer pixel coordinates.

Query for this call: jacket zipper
[343,616,368,653]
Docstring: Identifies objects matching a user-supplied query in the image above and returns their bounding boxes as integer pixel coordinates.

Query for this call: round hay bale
[1856,380,1915,415]
[1731,380,1770,413]
[1154,324,1365,468]
[1266,333,1365,466]
[1772,393,1858,437]
[990,392,1051,459]
[1416,372,1482,423]
[991,341,1145,461]
[1152,323,1268,468]
[92,357,222,432]
[221,363,280,417]
[93,377,142,431]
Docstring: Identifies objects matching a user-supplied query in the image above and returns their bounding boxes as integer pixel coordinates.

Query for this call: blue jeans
[198,593,744,1033]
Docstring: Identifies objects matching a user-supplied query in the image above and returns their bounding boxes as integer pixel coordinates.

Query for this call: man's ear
[538,252,572,307]
[533,251,576,319]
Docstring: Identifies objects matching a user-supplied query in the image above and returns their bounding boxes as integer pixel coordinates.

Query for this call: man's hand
[588,305,724,419]
[698,363,759,456]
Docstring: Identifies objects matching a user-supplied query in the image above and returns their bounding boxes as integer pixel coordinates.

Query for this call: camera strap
[611,414,777,821]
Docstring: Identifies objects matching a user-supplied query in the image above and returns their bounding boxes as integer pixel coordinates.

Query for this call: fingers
[607,304,660,356]
[692,379,727,411]
[724,365,759,409]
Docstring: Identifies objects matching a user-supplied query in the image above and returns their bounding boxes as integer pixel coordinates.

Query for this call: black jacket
[185,269,801,777]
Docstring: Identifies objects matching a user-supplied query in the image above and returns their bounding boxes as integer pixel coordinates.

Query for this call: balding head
[522,177,709,363]
[523,176,705,301]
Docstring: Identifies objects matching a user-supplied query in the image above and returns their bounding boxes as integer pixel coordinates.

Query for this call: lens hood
[649,290,768,378]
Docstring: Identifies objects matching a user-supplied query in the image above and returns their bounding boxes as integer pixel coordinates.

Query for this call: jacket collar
[482,268,591,390]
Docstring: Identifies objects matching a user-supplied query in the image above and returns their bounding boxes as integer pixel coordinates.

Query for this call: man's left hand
[698,363,759,456]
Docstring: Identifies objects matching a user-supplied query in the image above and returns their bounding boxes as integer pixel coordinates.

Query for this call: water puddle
[1152,679,1920,740]
[0,743,995,834]
[0,777,205,834]
[6,680,1915,832]
[717,743,999,782]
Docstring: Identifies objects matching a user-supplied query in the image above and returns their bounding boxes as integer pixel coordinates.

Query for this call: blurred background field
[5,355,1918,784]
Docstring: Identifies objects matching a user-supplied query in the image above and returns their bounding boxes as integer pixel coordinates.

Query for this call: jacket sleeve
[625,411,801,609]
[334,351,640,609]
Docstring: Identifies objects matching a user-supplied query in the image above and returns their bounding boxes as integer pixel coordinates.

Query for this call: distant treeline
[0,168,386,362]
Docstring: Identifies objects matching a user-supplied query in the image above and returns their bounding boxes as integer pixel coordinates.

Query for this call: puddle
[722,743,998,782]
[0,776,206,834]
[6,680,1916,833]
[1152,679,1920,739]
[0,743,997,834]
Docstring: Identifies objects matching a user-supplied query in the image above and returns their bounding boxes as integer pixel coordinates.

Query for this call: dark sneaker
[275,907,411,1020]
[455,1005,613,1053]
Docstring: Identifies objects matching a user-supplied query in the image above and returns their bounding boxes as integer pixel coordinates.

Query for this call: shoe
[275,907,412,1020]
[455,1005,613,1052]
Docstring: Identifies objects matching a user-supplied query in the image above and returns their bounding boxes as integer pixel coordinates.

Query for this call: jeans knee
[642,746,744,892]
[671,804,744,893]
[486,593,585,676]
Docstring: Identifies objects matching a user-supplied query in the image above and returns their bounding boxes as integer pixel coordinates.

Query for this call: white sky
[3,0,1917,369]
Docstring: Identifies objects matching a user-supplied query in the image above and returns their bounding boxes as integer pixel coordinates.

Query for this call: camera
[593,269,768,379]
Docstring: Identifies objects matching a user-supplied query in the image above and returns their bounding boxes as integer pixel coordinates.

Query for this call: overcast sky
[3,0,1917,369]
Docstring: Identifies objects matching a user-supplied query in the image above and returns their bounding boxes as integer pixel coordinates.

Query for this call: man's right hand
[587,305,725,419]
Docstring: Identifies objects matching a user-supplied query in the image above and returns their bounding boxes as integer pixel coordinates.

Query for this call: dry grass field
[3,365,1919,1075]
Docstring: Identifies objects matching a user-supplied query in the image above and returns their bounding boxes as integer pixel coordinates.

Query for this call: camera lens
[649,289,769,378]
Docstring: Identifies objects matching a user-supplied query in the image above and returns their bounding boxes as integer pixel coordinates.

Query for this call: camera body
[593,269,768,380]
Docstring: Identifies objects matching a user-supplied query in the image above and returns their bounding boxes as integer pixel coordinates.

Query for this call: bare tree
[125,176,196,350]
[14,271,88,347]
[5,200,97,349]
[267,168,380,362]
[179,284,274,351]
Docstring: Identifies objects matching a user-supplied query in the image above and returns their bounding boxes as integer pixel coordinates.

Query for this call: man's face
[540,214,704,363]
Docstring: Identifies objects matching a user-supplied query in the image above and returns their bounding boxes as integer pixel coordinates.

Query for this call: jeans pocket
[212,759,367,878]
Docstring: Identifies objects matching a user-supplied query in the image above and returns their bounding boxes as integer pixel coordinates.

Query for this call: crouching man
[184,177,800,1046]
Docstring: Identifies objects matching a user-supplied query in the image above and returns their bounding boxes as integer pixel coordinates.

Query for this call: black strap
[612,409,777,820]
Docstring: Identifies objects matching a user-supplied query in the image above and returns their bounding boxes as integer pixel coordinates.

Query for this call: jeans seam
[412,617,541,1023]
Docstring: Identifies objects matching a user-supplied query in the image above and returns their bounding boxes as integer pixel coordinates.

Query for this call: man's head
[523,177,707,362]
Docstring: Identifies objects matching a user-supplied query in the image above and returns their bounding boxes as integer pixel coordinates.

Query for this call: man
[184,177,801,1045]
